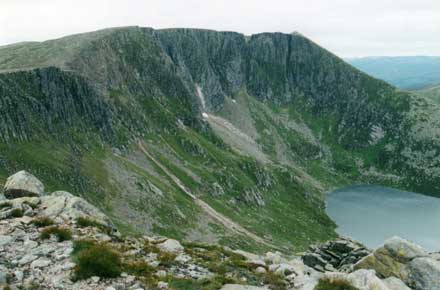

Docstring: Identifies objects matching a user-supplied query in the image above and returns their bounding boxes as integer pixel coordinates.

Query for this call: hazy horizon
[1,0,439,58]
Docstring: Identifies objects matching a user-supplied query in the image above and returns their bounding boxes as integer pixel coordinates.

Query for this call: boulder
[408,257,440,290]
[220,285,268,290]
[302,237,369,272]
[4,171,44,199]
[354,236,427,280]
[382,277,411,290]
[382,236,427,263]
[265,251,282,264]
[40,191,112,227]
[233,249,266,267]
[157,239,184,254]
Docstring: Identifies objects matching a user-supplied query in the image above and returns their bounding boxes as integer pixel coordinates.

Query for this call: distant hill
[417,84,440,104]
[347,56,440,90]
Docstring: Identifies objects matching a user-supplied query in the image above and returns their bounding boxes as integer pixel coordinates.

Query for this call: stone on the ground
[40,191,112,227]
[157,239,184,253]
[157,281,169,289]
[302,237,369,272]
[382,277,411,290]
[265,251,282,264]
[255,266,266,274]
[408,257,440,290]
[4,171,44,199]
[234,249,266,267]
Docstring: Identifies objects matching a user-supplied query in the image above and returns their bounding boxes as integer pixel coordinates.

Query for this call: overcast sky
[1,0,439,57]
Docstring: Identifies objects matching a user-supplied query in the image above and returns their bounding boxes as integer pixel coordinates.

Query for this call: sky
[0,0,439,57]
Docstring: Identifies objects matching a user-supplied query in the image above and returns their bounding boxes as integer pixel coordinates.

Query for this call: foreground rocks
[354,236,440,290]
[302,237,370,272]
[3,171,45,199]
[0,171,438,290]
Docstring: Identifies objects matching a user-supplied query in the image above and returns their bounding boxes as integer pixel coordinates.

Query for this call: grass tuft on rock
[75,217,112,234]
[32,216,55,227]
[0,202,12,210]
[10,208,24,218]
[72,240,122,280]
[315,277,359,290]
[40,226,72,241]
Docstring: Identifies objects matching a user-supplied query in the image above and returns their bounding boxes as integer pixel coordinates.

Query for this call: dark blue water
[326,185,440,251]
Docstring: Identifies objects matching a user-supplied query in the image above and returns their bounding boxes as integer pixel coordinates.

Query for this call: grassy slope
[1,27,439,254]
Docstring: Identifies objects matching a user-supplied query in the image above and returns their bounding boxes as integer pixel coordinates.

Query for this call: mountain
[0,26,439,253]
[347,56,440,90]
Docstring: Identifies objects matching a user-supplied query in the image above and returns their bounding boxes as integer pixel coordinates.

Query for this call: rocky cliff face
[0,27,439,252]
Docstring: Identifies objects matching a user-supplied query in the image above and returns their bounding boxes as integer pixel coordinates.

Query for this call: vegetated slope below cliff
[0,26,439,252]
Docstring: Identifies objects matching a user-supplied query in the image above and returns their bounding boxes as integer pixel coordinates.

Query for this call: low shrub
[263,271,286,289]
[72,241,122,280]
[124,260,155,276]
[10,208,24,218]
[72,239,96,255]
[143,240,161,254]
[40,226,72,242]
[0,202,12,210]
[75,217,112,234]
[315,277,359,290]
[32,216,55,227]
[157,251,177,267]
[23,201,39,209]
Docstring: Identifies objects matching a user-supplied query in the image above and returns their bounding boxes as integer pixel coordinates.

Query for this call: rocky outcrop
[3,170,44,199]
[383,276,412,290]
[302,237,370,272]
[408,257,440,290]
[354,236,427,281]
[355,236,440,290]
[40,191,112,228]
[156,239,184,254]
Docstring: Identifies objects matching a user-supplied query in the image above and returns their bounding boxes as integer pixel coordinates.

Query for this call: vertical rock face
[0,67,112,142]
[155,29,247,111]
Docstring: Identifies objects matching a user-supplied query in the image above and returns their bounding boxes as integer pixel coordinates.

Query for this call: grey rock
[18,254,38,265]
[40,191,112,227]
[157,239,184,254]
[0,266,7,284]
[355,236,428,281]
[302,237,369,272]
[382,277,411,290]
[157,281,168,289]
[30,258,51,268]
[383,236,427,263]
[408,257,440,290]
[0,235,13,247]
[4,171,44,199]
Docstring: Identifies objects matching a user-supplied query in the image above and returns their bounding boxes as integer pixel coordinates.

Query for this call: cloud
[0,0,439,57]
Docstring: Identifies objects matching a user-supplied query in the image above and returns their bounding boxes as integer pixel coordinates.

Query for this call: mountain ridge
[0,26,439,252]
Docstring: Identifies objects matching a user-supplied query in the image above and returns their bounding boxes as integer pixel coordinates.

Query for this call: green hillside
[0,27,439,253]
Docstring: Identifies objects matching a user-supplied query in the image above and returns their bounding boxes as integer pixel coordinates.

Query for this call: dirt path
[137,141,275,248]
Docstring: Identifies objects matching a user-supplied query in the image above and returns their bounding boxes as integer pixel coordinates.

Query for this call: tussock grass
[40,226,72,241]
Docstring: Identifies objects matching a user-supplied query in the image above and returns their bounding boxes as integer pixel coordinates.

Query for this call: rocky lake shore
[1,171,439,290]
